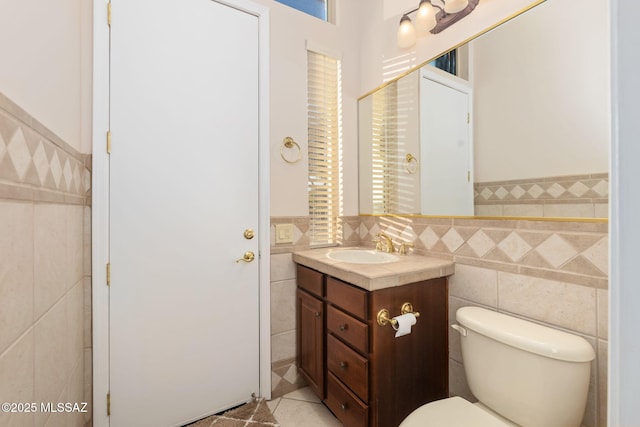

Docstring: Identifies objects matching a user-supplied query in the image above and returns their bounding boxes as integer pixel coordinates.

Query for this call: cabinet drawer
[326,277,367,319]
[327,305,369,354]
[297,265,323,298]
[327,334,368,402]
[325,372,368,427]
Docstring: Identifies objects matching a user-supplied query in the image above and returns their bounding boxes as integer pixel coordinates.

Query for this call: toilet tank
[455,307,595,427]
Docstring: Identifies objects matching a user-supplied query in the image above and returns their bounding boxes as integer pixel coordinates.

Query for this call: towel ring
[405,153,419,174]
[280,137,302,164]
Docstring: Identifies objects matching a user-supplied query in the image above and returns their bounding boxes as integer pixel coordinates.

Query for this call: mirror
[358,0,609,219]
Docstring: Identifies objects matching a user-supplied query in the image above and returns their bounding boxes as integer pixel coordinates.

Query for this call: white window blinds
[371,85,397,214]
[307,50,343,246]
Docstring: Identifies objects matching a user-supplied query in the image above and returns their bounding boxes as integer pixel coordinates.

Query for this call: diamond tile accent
[282,364,298,383]
[292,225,303,244]
[497,232,532,262]
[63,158,73,191]
[343,222,354,241]
[419,227,440,250]
[511,185,526,199]
[368,223,381,239]
[592,180,609,197]
[50,150,62,188]
[568,182,590,197]
[467,230,495,257]
[480,188,493,200]
[359,223,369,239]
[535,234,578,268]
[546,183,566,198]
[32,141,49,185]
[441,228,464,253]
[495,186,509,200]
[83,169,91,193]
[0,99,90,202]
[528,184,545,199]
[7,127,31,180]
[399,225,417,243]
[582,237,608,274]
[475,174,609,215]
[73,164,81,193]
[0,130,6,161]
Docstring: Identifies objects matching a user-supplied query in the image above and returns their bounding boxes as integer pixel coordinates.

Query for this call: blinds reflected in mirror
[370,74,421,214]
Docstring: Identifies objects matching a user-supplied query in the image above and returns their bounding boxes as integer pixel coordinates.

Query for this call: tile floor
[267,387,342,427]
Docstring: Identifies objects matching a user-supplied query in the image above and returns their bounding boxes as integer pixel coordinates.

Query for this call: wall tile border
[475,173,609,219]
[0,92,91,206]
[475,173,609,204]
[271,215,609,290]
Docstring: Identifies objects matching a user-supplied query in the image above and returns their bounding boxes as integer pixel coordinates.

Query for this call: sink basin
[327,249,399,264]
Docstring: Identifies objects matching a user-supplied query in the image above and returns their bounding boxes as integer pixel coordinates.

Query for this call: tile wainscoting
[271,215,608,427]
[0,93,92,427]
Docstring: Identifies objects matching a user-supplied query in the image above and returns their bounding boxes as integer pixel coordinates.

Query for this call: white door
[420,69,473,216]
[109,1,260,425]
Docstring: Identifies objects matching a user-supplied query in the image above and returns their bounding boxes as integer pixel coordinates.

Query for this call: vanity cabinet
[296,264,449,427]
[296,266,325,399]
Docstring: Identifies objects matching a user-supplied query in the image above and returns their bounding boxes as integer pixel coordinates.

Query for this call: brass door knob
[236,251,255,263]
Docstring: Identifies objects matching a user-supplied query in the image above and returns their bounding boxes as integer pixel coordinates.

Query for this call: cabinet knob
[314,311,321,318]
[339,361,348,370]
[339,323,347,331]
[340,403,348,411]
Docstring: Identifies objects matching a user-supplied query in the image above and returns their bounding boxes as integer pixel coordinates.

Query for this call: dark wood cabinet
[296,264,449,427]
[296,266,325,399]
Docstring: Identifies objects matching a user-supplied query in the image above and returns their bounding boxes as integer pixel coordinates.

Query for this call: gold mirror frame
[357,0,608,224]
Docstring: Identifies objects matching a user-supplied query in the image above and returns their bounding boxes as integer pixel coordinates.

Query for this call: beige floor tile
[272,394,340,427]
[281,387,321,403]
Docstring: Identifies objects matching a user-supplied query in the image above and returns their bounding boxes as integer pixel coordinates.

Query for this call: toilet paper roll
[392,313,417,338]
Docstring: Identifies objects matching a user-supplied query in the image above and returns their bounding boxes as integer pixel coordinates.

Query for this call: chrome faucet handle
[399,242,414,255]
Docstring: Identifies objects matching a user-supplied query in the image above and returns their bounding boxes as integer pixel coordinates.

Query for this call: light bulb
[397,15,417,49]
[444,0,468,14]
[415,0,437,36]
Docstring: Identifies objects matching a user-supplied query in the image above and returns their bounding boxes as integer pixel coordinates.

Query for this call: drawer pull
[340,403,348,411]
[339,323,348,331]
[314,311,321,318]
[339,361,348,370]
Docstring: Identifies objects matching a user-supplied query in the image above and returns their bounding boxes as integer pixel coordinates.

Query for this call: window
[307,50,343,246]
[431,50,457,75]
[276,0,330,21]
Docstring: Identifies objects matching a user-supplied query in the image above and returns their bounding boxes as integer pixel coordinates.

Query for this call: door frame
[91,1,270,425]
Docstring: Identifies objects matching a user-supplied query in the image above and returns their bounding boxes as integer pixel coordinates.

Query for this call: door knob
[236,251,255,263]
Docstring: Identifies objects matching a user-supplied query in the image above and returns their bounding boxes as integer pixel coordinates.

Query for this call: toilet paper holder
[377,302,421,327]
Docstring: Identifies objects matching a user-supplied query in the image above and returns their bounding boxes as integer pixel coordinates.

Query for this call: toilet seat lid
[400,397,514,427]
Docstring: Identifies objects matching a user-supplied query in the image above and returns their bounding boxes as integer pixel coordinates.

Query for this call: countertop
[292,247,455,291]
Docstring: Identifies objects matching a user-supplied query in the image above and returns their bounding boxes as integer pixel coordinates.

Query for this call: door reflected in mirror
[358,0,609,219]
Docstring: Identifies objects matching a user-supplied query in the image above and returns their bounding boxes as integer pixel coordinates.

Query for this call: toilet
[400,306,595,427]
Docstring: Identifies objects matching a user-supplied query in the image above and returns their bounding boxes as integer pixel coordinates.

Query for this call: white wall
[0,0,92,153]
[258,0,364,217]
[472,0,609,182]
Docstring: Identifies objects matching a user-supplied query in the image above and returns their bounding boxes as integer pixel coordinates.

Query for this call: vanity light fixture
[397,0,479,49]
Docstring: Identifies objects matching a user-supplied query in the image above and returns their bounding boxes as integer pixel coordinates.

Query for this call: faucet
[376,232,396,253]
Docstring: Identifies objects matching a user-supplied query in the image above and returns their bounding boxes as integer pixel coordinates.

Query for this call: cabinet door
[297,289,325,398]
